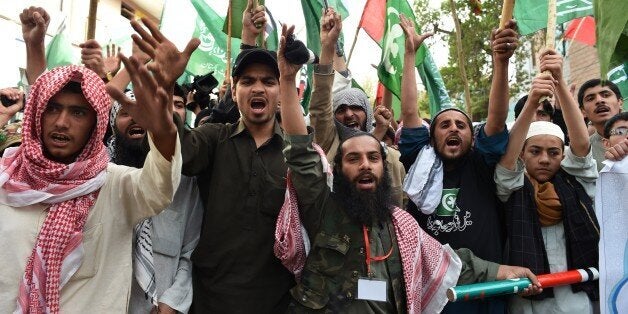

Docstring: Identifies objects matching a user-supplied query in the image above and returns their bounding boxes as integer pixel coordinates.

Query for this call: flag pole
[226,0,233,77]
[499,0,515,30]
[86,0,98,40]
[539,0,557,103]
[346,25,360,67]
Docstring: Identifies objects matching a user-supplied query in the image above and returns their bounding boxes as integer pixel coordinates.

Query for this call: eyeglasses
[609,126,628,137]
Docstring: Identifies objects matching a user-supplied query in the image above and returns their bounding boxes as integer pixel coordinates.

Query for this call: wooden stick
[346,25,360,67]
[540,0,557,103]
[86,0,98,40]
[226,0,233,78]
[499,0,515,30]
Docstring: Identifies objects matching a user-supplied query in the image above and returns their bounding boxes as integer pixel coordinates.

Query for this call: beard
[112,130,148,168]
[332,166,393,226]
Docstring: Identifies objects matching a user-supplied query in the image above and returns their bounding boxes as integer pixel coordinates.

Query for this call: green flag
[514,0,593,36]
[608,62,628,110]
[418,51,453,115]
[222,0,265,39]
[299,0,350,112]
[188,0,241,84]
[377,1,425,104]
[46,19,74,69]
[594,0,628,80]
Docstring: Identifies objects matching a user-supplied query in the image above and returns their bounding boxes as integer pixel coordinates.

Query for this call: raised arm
[309,8,342,150]
[0,88,24,126]
[106,42,151,98]
[540,49,590,157]
[399,15,432,128]
[498,74,555,170]
[485,19,518,136]
[20,7,49,84]
[241,0,266,47]
[278,24,306,135]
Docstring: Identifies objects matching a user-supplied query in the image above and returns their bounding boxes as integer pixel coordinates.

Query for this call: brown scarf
[527,174,562,226]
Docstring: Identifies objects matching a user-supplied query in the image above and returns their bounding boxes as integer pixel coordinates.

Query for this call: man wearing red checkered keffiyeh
[0,65,110,313]
[0,62,182,313]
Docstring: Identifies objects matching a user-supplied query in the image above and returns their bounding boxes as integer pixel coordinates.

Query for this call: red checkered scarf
[274,143,461,313]
[0,66,111,314]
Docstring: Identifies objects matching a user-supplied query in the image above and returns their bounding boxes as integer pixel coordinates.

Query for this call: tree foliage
[413,0,532,120]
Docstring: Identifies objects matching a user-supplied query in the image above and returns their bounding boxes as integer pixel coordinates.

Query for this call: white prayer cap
[526,121,565,142]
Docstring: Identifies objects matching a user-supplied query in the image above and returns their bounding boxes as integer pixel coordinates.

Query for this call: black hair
[59,81,83,94]
[333,133,387,173]
[429,108,473,140]
[577,79,623,108]
[514,95,554,120]
[603,112,628,139]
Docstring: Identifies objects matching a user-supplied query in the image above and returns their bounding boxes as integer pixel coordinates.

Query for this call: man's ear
[581,107,589,119]
[602,137,610,149]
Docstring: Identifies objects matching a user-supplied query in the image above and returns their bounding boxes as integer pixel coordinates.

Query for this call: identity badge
[357,278,387,302]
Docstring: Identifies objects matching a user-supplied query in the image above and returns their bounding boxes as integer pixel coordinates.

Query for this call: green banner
[514,0,593,35]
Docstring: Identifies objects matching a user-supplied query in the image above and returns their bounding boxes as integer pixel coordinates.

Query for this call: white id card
[357,278,387,302]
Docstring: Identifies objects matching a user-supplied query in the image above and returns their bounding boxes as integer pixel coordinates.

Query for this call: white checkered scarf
[274,143,461,313]
[0,66,111,314]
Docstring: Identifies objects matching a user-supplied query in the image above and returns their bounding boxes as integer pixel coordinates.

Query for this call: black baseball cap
[232,48,279,79]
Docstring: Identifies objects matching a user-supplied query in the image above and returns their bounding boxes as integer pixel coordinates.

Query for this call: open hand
[20,7,49,45]
[104,43,122,76]
[491,19,519,63]
[399,14,433,54]
[131,17,199,88]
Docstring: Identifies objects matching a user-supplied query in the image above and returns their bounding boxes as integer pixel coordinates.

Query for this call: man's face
[520,135,564,183]
[340,135,384,192]
[173,95,186,121]
[603,120,628,148]
[431,111,474,161]
[41,91,97,164]
[115,107,145,142]
[334,105,367,131]
[581,85,623,126]
[231,63,279,126]
[534,103,552,122]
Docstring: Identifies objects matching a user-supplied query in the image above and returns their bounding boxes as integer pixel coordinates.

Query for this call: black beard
[112,130,148,168]
[332,166,393,226]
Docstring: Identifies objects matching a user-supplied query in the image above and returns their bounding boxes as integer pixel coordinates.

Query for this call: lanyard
[362,225,393,277]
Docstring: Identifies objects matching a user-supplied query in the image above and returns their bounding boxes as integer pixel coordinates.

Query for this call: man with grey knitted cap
[309,11,405,207]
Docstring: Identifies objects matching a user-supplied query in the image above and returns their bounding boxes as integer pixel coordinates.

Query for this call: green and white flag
[187,0,241,84]
[377,0,451,116]
[594,0,628,80]
[46,17,74,69]
[608,62,628,110]
[514,0,593,36]
[300,0,350,112]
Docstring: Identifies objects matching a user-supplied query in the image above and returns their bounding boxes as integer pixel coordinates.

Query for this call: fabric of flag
[188,0,241,84]
[418,51,453,114]
[608,62,628,110]
[265,8,279,51]
[377,0,427,108]
[46,19,74,69]
[359,0,386,44]
[299,0,349,112]
[514,0,593,36]
[564,16,596,46]
[594,0,628,80]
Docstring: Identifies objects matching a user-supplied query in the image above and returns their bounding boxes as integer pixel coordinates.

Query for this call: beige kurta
[0,134,181,313]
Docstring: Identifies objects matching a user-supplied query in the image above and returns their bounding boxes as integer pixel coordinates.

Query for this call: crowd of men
[0,1,626,313]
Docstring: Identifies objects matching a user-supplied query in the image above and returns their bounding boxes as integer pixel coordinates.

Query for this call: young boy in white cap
[494,50,599,313]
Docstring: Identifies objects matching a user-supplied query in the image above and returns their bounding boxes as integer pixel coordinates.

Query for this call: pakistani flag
[187,0,241,84]
[46,18,74,69]
[608,63,628,110]
[594,0,628,81]
[514,0,593,36]
[300,0,350,112]
[377,0,452,115]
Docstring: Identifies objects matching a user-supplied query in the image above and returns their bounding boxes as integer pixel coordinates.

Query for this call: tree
[413,0,532,121]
